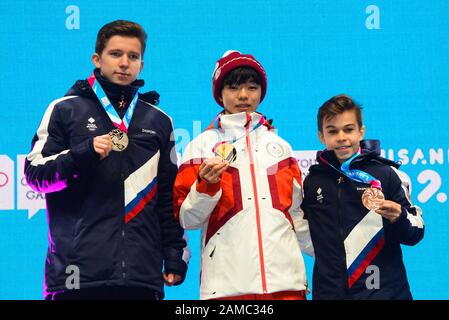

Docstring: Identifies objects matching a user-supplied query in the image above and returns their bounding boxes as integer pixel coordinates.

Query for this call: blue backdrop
[0,0,448,299]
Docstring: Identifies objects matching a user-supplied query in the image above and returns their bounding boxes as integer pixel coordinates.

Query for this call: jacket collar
[206,111,272,141]
[220,111,264,129]
[65,69,144,103]
[92,68,144,102]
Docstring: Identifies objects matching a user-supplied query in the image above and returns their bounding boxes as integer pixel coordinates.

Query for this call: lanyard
[319,149,382,189]
[87,72,139,133]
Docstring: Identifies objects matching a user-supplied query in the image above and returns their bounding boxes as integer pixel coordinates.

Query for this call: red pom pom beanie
[212,50,267,107]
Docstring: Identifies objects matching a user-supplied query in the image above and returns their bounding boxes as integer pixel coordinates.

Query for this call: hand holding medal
[198,141,236,183]
[199,157,229,184]
[93,134,113,160]
[372,199,402,223]
[360,177,401,223]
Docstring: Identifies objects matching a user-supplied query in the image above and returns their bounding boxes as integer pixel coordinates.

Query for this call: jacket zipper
[337,176,349,292]
[120,156,127,284]
[245,114,267,294]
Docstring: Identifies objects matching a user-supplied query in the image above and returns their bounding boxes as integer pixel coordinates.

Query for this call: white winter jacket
[174,111,313,299]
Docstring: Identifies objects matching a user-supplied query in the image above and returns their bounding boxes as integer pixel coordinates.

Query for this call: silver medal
[109,128,129,152]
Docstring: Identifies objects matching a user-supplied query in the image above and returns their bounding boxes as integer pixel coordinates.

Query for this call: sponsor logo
[142,128,157,135]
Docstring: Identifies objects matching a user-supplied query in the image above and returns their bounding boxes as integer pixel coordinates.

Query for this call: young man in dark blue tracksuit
[25,20,189,300]
[301,94,424,299]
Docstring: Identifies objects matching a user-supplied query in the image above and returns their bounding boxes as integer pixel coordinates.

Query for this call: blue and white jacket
[301,141,424,300]
[25,73,189,298]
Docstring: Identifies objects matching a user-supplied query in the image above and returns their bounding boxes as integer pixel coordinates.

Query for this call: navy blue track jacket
[25,74,189,298]
[301,141,424,300]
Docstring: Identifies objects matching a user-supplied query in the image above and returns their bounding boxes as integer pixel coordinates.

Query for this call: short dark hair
[220,67,263,92]
[317,94,363,132]
[95,20,147,57]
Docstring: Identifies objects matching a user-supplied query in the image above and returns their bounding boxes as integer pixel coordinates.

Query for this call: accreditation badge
[109,128,129,152]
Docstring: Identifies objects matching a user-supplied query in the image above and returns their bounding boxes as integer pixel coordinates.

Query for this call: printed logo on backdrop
[381,148,447,204]
[0,155,14,211]
[0,155,46,219]
[294,150,319,179]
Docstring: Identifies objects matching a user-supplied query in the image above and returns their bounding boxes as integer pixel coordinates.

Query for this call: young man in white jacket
[174,50,313,300]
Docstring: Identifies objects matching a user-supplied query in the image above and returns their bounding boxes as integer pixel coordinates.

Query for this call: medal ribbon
[87,72,139,133]
[319,148,382,189]
[210,112,267,153]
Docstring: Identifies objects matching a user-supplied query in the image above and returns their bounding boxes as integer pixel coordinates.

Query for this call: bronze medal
[109,128,129,152]
[214,142,237,164]
[361,187,385,211]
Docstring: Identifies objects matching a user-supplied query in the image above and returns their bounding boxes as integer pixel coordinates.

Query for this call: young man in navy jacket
[301,94,424,300]
[25,20,189,300]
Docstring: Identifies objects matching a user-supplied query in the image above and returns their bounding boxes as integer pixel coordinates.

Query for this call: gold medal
[214,142,237,164]
[361,187,385,211]
[109,128,129,152]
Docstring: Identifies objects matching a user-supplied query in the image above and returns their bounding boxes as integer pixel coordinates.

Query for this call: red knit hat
[212,50,267,107]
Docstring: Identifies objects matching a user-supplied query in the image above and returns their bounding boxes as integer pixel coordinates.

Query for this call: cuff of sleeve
[399,207,408,221]
[392,207,408,225]
[164,260,188,286]
[71,138,100,171]
[196,178,221,196]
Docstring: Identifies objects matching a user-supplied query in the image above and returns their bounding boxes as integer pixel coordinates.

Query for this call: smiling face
[318,109,365,163]
[92,35,144,85]
[220,80,261,114]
